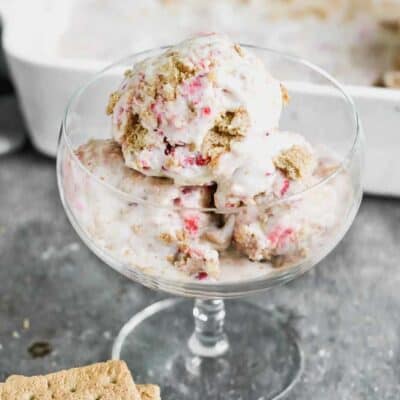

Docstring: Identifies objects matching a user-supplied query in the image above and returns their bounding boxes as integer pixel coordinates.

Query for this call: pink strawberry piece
[140,160,150,170]
[189,247,203,258]
[268,227,294,248]
[184,216,200,235]
[187,76,203,95]
[173,198,182,206]
[202,106,211,116]
[195,153,211,166]
[280,179,290,197]
[196,271,208,280]
[181,187,193,195]
[184,156,195,166]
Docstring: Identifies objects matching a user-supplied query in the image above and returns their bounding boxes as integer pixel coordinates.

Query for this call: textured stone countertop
[0,144,399,399]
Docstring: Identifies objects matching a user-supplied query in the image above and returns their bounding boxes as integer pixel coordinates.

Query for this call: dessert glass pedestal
[57,46,363,400]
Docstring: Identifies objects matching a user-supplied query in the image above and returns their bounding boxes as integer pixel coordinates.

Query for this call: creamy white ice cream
[108,33,283,186]
[64,139,222,279]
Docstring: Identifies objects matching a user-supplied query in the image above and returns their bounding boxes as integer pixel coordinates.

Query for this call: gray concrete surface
[0,146,399,399]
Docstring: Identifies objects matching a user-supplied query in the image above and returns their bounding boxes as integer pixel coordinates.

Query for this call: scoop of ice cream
[65,139,221,279]
[214,130,316,208]
[107,33,283,185]
[232,157,350,267]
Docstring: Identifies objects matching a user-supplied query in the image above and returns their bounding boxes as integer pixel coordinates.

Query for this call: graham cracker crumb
[23,318,30,330]
[124,69,134,78]
[164,156,179,169]
[137,384,161,400]
[122,113,148,152]
[233,224,271,262]
[131,224,142,234]
[208,70,217,83]
[172,244,219,278]
[234,43,245,57]
[147,54,198,101]
[202,108,249,163]
[175,229,188,243]
[281,84,290,105]
[274,145,313,180]
[107,91,122,115]
[380,19,400,34]
[159,232,174,244]
[272,248,308,268]
[188,142,196,152]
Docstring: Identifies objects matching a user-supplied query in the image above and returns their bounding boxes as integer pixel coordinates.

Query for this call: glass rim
[61,43,362,214]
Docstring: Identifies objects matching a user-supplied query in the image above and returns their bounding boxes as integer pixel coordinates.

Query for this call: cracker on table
[3,360,141,400]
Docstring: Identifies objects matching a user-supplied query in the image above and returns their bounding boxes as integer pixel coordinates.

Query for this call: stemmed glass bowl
[57,45,363,400]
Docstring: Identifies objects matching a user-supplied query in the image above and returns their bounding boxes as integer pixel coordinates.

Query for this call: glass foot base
[112,299,303,400]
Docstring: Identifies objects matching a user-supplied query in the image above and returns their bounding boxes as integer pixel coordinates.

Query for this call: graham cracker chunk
[122,113,148,151]
[106,91,122,115]
[2,360,141,400]
[202,108,249,163]
[137,384,162,400]
[274,145,313,180]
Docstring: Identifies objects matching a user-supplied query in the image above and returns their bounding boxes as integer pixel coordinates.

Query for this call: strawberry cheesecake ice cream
[107,34,283,186]
[65,139,221,279]
[64,34,353,282]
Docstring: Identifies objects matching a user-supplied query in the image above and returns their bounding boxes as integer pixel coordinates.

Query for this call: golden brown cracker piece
[202,108,249,163]
[106,91,122,115]
[3,360,140,400]
[280,84,290,105]
[274,145,313,180]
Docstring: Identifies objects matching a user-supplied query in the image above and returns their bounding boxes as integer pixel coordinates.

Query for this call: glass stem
[188,299,229,358]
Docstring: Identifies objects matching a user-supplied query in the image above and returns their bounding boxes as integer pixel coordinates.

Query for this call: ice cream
[214,130,316,208]
[107,34,283,186]
[63,34,354,282]
[65,139,222,279]
[232,158,351,267]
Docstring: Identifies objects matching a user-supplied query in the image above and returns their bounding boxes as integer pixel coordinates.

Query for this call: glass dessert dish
[57,44,363,400]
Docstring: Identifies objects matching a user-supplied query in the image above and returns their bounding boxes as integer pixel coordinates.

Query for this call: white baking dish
[1,2,400,196]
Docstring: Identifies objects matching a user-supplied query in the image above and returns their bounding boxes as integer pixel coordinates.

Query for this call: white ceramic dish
[1,2,399,195]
